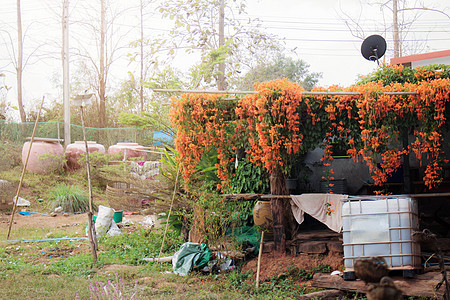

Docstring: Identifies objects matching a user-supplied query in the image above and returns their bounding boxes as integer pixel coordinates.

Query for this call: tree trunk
[62,0,71,147]
[99,0,107,128]
[139,0,144,113]
[17,0,26,123]
[270,167,288,254]
[217,0,225,90]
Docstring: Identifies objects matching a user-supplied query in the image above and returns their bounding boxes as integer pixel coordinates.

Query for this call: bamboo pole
[157,166,181,264]
[256,231,265,288]
[7,96,45,240]
[80,103,98,266]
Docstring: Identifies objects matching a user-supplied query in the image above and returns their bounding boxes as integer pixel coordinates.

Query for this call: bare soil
[242,251,344,281]
[0,211,150,239]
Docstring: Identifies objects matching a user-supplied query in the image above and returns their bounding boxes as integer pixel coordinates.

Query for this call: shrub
[48,183,91,213]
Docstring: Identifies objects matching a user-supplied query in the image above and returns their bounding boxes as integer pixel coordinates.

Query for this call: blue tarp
[153,131,173,146]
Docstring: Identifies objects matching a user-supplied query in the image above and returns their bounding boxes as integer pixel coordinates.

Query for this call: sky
[246,0,450,86]
[0,0,449,120]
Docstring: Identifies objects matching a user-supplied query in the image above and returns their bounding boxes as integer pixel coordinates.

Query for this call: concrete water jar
[65,141,105,170]
[108,142,147,160]
[22,139,64,174]
[253,200,273,236]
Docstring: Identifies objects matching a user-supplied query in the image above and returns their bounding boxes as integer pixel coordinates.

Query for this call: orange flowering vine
[236,79,329,177]
[170,93,238,189]
[170,65,450,194]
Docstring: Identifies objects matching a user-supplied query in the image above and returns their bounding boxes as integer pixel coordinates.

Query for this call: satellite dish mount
[361,35,387,65]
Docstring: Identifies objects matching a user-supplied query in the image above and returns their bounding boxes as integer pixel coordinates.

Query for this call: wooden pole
[152,89,417,96]
[270,168,288,254]
[256,231,264,288]
[152,89,258,94]
[80,104,98,266]
[7,96,45,239]
[157,166,180,264]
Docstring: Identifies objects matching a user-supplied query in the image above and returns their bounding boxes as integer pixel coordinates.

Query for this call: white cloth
[290,193,348,233]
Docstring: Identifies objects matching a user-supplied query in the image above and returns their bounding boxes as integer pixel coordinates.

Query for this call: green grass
[0,222,338,299]
[100,228,183,265]
[47,183,91,213]
[0,272,93,299]
[0,147,340,299]
[2,222,86,241]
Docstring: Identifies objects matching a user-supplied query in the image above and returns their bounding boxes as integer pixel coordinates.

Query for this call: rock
[366,276,403,300]
[297,241,327,254]
[354,257,388,284]
[327,241,343,253]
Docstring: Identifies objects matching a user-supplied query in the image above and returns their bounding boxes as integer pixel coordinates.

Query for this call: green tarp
[172,242,212,276]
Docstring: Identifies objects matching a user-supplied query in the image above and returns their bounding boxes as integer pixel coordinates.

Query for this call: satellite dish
[361,35,387,64]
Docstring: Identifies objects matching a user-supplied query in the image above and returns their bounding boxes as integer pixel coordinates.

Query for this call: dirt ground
[0,210,150,240]
[0,183,151,237]
[242,251,344,281]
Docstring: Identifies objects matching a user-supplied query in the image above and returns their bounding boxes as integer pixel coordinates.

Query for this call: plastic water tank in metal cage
[342,196,421,279]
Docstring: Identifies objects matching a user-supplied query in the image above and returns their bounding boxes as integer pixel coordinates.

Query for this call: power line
[238,16,450,25]
[258,25,450,33]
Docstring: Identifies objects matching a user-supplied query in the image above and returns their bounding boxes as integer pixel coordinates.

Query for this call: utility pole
[217,0,225,90]
[393,0,400,58]
[62,0,70,148]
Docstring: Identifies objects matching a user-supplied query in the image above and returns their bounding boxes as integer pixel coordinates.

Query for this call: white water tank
[342,196,421,275]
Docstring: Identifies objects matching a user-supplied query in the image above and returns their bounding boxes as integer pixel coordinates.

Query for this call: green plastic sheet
[172,242,212,276]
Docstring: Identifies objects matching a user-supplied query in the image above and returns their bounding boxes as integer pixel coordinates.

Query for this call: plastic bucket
[113,210,123,223]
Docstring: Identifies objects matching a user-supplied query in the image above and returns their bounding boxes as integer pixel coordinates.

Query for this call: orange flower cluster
[170,93,238,189]
[236,79,309,173]
[337,77,450,189]
[170,68,450,192]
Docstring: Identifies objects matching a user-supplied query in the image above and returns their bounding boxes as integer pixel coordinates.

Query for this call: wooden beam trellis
[153,89,418,96]
[152,89,258,94]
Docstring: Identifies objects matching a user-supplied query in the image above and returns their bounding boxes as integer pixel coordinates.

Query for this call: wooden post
[269,167,288,254]
[256,231,264,288]
[271,198,286,253]
[7,96,45,239]
[80,104,98,266]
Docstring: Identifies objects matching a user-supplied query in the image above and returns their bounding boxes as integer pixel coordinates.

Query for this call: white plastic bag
[95,205,115,235]
[107,220,122,236]
[13,196,31,207]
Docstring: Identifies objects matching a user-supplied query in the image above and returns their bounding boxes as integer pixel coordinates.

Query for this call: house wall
[303,148,372,195]
[301,130,450,196]
[412,56,450,67]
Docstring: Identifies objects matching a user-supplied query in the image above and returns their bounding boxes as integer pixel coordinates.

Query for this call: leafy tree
[237,54,322,91]
[0,73,11,120]
[118,67,185,141]
[157,0,283,89]
[70,0,134,128]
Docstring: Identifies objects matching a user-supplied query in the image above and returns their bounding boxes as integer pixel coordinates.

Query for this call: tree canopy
[237,54,322,91]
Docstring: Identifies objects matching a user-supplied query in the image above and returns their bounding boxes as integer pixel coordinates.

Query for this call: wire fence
[0,120,153,148]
